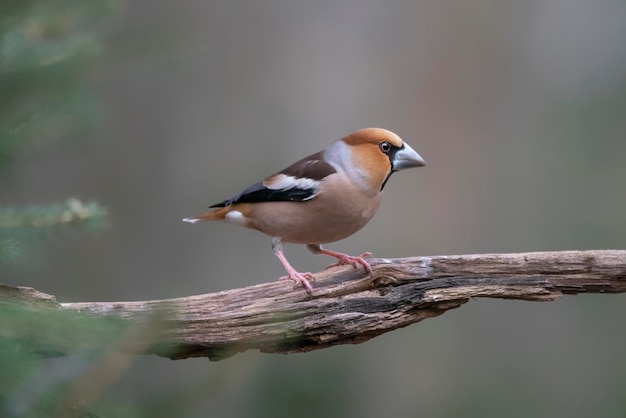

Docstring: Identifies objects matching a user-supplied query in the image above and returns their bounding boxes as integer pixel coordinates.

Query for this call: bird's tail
[182,206,230,223]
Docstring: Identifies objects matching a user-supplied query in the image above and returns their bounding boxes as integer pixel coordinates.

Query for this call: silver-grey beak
[394,142,426,170]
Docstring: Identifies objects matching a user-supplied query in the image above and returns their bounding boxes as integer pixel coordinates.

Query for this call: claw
[279,271,315,294]
[325,254,372,272]
[319,249,373,273]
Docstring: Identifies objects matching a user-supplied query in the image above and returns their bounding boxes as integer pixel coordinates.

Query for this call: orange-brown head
[325,127,426,194]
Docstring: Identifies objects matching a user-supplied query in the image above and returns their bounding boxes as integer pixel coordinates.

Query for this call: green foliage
[0,0,120,164]
[0,303,135,418]
[1,0,117,263]
[0,0,122,412]
[0,199,107,263]
[0,199,105,230]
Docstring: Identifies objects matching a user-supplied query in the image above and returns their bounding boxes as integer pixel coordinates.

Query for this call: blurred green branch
[0,0,120,163]
[0,199,107,263]
[0,198,106,229]
[1,0,118,265]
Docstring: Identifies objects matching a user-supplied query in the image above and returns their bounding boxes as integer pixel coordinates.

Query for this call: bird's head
[327,127,426,192]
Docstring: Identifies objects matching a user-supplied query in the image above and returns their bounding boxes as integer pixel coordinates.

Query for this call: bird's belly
[249,198,380,244]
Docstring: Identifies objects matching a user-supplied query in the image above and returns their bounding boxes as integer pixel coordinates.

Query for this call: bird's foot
[279,270,315,294]
[323,251,373,273]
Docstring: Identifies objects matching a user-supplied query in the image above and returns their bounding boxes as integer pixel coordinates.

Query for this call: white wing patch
[264,174,320,193]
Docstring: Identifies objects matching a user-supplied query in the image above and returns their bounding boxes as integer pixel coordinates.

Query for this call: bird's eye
[379,141,392,153]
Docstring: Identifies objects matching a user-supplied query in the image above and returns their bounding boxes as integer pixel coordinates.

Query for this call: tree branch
[2,250,625,361]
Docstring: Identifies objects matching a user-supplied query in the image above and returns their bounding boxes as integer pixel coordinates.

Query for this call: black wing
[209,151,336,208]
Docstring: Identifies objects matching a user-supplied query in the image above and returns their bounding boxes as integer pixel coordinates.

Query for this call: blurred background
[2,0,626,416]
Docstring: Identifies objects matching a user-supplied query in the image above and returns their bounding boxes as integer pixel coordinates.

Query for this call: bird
[183,128,426,294]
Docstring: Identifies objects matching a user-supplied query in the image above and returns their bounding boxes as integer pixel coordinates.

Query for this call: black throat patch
[380,144,403,191]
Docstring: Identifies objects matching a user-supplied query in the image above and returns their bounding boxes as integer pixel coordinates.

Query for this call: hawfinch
[183,128,426,294]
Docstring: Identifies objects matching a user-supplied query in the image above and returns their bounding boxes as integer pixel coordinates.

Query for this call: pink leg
[310,245,372,273]
[272,238,314,294]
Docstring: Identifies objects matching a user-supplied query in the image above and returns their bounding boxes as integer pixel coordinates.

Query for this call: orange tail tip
[182,212,216,223]
[182,207,230,223]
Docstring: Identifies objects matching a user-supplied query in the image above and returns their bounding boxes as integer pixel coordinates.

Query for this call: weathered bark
[2,250,625,361]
